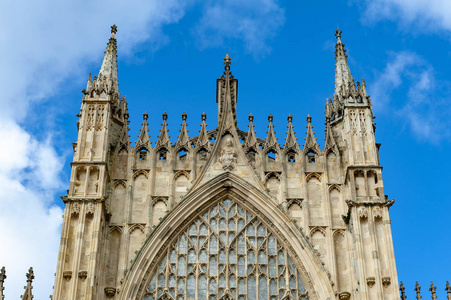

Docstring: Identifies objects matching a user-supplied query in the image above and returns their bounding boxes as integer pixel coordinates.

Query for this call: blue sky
[0,0,450,298]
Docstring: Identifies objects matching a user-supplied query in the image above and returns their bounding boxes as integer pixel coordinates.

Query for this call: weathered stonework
[51,26,399,299]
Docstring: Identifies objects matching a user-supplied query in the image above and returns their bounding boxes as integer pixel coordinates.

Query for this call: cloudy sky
[0,0,450,298]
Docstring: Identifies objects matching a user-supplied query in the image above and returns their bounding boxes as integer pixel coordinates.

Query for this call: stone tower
[52,26,399,300]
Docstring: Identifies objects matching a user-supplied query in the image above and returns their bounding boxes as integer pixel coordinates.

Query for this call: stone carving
[358,206,368,219]
[104,287,116,298]
[373,206,382,219]
[382,276,391,288]
[78,271,87,281]
[339,291,351,300]
[219,138,237,171]
[63,271,72,281]
[70,203,80,216]
[86,202,95,217]
[367,276,376,287]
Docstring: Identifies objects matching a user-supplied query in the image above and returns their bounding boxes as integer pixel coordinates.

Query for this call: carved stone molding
[366,276,376,287]
[286,198,303,209]
[104,287,116,298]
[382,276,391,288]
[62,271,72,281]
[78,271,87,281]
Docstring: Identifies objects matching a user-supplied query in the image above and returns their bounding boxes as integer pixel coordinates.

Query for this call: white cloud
[0,0,286,298]
[193,0,285,57]
[371,51,451,143]
[361,0,451,33]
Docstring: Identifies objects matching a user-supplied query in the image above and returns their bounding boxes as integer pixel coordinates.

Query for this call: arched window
[267,150,276,160]
[306,150,315,163]
[139,148,148,160]
[179,149,187,161]
[145,199,307,300]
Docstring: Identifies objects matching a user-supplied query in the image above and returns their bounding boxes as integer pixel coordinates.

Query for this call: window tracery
[145,199,307,300]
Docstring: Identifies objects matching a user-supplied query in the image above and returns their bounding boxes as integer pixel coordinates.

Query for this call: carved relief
[219,137,237,171]
[373,206,382,219]
[85,203,95,217]
[358,207,368,219]
[70,203,80,216]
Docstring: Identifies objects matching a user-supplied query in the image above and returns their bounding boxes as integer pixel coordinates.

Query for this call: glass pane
[199,275,207,299]
[248,276,256,299]
[146,199,308,300]
[259,276,268,299]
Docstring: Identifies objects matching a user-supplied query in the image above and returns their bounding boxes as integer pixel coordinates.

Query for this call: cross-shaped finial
[268,114,273,123]
[162,112,168,121]
[287,114,293,123]
[111,24,118,34]
[335,28,342,39]
[415,282,422,300]
[201,112,207,122]
[182,112,187,121]
[248,113,254,122]
[223,53,232,71]
[307,114,312,124]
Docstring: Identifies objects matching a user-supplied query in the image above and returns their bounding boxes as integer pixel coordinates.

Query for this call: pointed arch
[328,184,341,192]
[128,224,145,234]
[113,179,127,189]
[306,173,322,182]
[173,170,190,181]
[119,173,335,300]
[133,170,149,180]
[108,226,123,234]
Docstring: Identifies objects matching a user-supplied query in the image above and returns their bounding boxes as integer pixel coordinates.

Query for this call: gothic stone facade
[52,27,399,300]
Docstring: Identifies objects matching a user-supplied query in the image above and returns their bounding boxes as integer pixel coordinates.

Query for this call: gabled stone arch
[328,184,340,192]
[108,226,123,234]
[133,170,149,180]
[113,179,127,189]
[119,173,335,300]
[128,224,145,234]
[173,170,190,181]
[306,172,322,182]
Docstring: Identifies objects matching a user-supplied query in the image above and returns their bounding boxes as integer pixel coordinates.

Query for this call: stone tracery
[145,199,308,300]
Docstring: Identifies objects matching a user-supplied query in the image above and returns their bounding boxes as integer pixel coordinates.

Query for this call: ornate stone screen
[145,199,307,300]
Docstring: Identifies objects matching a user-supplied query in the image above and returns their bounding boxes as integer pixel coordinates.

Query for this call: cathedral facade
[51,26,399,299]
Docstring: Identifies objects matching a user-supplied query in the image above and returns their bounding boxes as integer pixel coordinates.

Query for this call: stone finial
[176,112,190,149]
[244,114,258,150]
[335,28,342,42]
[429,282,437,300]
[21,267,34,300]
[400,282,407,300]
[415,282,422,300]
[264,114,278,150]
[136,112,151,148]
[223,53,231,72]
[303,114,319,152]
[111,24,117,34]
[0,267,6,300]
[156,112,171,148]
[284,114,298,150]
[445,281,451,300]
[196,112,210,149]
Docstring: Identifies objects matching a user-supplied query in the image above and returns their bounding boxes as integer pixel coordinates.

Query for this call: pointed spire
[324,116,338,152]
[196,112,210,149]
[244,114,258,150]
[99,25,119,95]
[136,112,151,148]
[217,53,238,130]
[0,267,5,300]
[284,114,298,150]
[304,115,319,151]
[176,112,190,149]
[264,114,278,149]
[118,115,130,148]
[334,28,354,97]
[21,267,34,300]
[156,112,171,148]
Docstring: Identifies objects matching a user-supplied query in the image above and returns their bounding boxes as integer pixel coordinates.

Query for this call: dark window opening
[159,151,167,161]
[209,136,216,143]
[139,148,147,160]
[307,150,315,163]
[267,150,276,160]
[179,149,187,160]
[288,154,295,163]
[247,150,256,162]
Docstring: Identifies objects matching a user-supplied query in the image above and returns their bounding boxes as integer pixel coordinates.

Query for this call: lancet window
[145,199,307,300]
